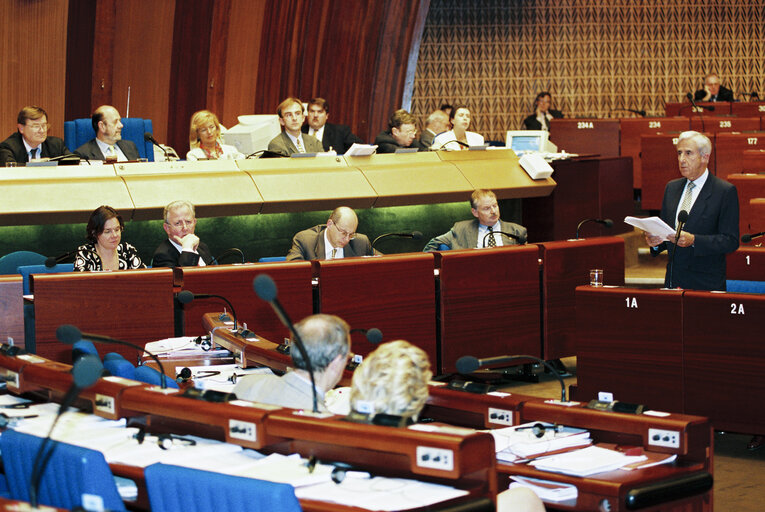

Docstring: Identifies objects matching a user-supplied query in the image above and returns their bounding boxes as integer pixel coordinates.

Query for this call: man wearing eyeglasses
[0,106,72,165]
[373,109,427,153]
[152,200,215,267]
[286,206,373,261]
[267,97,324,156]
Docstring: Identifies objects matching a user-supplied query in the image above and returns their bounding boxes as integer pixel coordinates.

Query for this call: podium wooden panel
[549,118,620,157]
[538,238,625,360]
[0,276,24,350]
[730,102,765,118]
[315,254,437,365]
[31,269,175,362]
[727,247,765,280]
[437,246,540,374]
[683,291,765,435]
[689,116,761,135]
[665,102,731,117]
[575,287,685,412]
[750,198,765,239]
[619,117,689,188]
[742,149,765,172]
[727,173,765,240]
[714,132,765,180]
[179,262,314,340]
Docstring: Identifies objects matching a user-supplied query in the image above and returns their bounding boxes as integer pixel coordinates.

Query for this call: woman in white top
[186,110,244,160]
[430,105,484,150]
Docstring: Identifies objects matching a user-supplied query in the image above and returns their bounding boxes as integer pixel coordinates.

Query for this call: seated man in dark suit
[644,131,739,291]
[373,109,427,153]
[419,109,449,148]
[286,206,373,261]
[267,97,324,156]
[0,106,72,164]
[234,314,351,412]
[423,189,528,251]
[693,73,734,102]
[74,105,140,161]
[301,97,362,154]
[152,200,215,267]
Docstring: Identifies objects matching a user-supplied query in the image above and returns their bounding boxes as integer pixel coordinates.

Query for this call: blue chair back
[726,280,765,294]
[134,365,179,389]
[64,117,155,161]
[104,357,136,380]
[0,251,46,275]
[72,340,99,363]
[145,463,301,512]
[0,429,126,511]
[258,256,287,262]
[438,243,451,251]
[18,264,75,295]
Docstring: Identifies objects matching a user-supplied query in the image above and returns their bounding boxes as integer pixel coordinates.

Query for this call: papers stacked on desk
[491,422,591,462]
[530,445,648,477]
[509,475,577,502]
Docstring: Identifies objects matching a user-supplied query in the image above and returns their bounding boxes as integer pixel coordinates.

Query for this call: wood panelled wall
[1,0,428,154]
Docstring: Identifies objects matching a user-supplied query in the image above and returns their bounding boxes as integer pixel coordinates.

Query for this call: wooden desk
[436,246,540,374]
[549,119,620,157]
[689,116,761,135]
[713,132,765,180]
[314,253,437,365]
[665,102,731,116]
[742,149,765,172]
[727,173,765,241]
[30,269,175,362]
[727,247,765,280]
[619,117,689,188]
[538,238,625,360]
[573,287,685,412]
[730,102,765,118]
[179,262,314,340]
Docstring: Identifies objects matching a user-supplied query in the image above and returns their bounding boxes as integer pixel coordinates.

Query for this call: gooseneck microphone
[56,324,170,389]
[742,231,765,243]
[350,328,384,345]
[371,231,423,249]
[212,248,245,264]
[481,231,524,248]
[29,354,103,508]
[668,210,689,289]
[456,354,567,402]
[144,132,178,160]
[436,140,470,150]
[45,249,78,268]
[177,290,239,334]
[253,274,318,413]
[575,218,614,239]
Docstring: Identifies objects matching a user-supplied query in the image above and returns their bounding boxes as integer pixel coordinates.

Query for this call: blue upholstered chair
[103,356,137,380]
[144,463,301,512]
[0,251,46,275]
[134,365,179,389]
[438,243,451,251]
[63,117,155,161]
[258,256,287,262]
[18,264,75,295]
[0,429,126,511]
[726,280,765,294]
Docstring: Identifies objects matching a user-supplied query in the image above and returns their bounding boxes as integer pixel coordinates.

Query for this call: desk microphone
[575,218,614,239]
[435,140,470,150]
[56,324,171,389]
[481,230,524,248]
[456,354,567,402]
[29,354,103,509]
[741,231,765,243]
[371,231,423,249]
[668,210,689,289]
[352,327,383,345]
[212,248,245,264]
[177,290,239,334]
[45,249,78,268]
[144,132,178,160]
[253,273,318,413]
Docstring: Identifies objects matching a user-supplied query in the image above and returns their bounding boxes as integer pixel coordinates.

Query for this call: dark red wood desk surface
[730,102,765,118]
[619,117,689,188]
[665,102,731,117]
[437,245,540,374]
[549,119,621,157]
[727,173,765,241]
[689,116,761,136]
[713,131,765,180]
[727,247,765,280]
[314,253,437,365]
[742,149,765,172]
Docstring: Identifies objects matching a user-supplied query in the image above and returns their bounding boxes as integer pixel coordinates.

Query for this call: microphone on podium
[574,218,614,239]
[481,230,524,248]
[177,290,240,334]
[371,231,423,249]
[456,354,567,402]
[144,132,178,161]
[741,231,765,243]
[45,249,78,268]
[212,248,245,264]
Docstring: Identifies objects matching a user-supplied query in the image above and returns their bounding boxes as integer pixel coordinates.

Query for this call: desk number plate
[229,419,257,442]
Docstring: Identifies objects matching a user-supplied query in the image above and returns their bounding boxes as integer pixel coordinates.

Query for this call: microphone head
[366,328,383,344]
[601,218,614,228]
[455,355,480,374]
[742,234,753,243]
[143,132,154,142]
[177,290,195,305]
[56,324,82,345]
[678,210,689,223]
[44,256,57,268]
[71,354,103,389]
[411,231,423,240]
[638,110,646,117]
[752,92,760,99]
[686,92,693,100]
[253,274,278,302]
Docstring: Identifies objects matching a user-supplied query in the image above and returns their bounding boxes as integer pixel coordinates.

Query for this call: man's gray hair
[291,314,350,371]
[676,131,712,158]
[164,200,196,223]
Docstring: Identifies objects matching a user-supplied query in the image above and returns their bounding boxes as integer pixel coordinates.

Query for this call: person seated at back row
[268,97,324,156]
[75,105,140,162]
[423,189,527,251]
[286,206,373,261]
[374,109,428,153]
[186,110,243,160]
[0,106,71,165]
[522,92,563,131]
[431,105,484,150]
[152,200,215,267]
[74,205,145,271]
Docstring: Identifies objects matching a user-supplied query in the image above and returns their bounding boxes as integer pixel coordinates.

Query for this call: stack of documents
[530,445,648,477]
[509,475,577,502]
[624,216,675,240]
[491,422,591,462]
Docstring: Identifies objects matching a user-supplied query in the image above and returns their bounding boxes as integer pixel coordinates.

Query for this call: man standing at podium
[693,73,734,102]
[645,131,739,290]
[152,200,215,267]
[286,206,373,261]
[267,97,324,156]
[423,189,527,251]
[0,106,71,164]
[74,105,140,161]
[234,314,351,411]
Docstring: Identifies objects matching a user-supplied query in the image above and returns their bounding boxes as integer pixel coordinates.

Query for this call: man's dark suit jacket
[693,86,734,102]
[521,109,564,130]
[0,132,71,164]
[652,173,739,291]
[152,239,215,267]
[301,123,362,154]
[373,131,428,154]
[74,139,140,161]
[286,225,373,261]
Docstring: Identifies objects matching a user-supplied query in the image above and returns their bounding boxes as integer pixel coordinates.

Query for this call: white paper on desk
[491,422,591,460]
[344,143,378,156]
[295,475,468,511]
[624,216,675,240]
[530,445,647,477]
[144,336,198,355]
[509,475,578,502]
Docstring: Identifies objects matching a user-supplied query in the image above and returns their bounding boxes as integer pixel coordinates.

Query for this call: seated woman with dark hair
[74,206,145,271]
